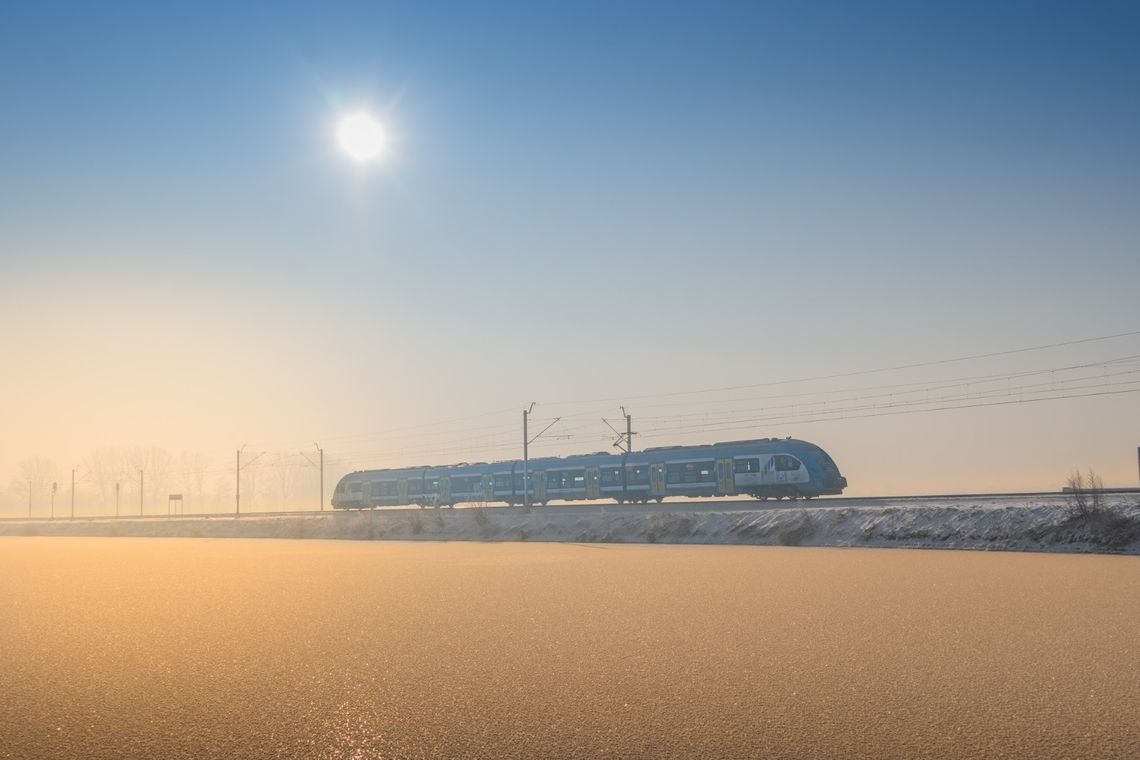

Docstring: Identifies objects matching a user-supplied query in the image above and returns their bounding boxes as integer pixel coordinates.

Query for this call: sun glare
[336,112,386,162]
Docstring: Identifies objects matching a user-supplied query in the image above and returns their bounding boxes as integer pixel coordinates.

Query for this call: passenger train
[331,438,847,509]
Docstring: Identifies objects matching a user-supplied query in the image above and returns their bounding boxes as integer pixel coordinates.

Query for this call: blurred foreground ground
[1,538,1138,759]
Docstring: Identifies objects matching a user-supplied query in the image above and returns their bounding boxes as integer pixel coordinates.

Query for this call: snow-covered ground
[3,497,1139,554]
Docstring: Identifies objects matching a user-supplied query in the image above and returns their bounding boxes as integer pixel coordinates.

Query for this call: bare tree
[1066,468,1106,517]
[269,452,298,509]
[179,451,207,513]
[84,448,119,511]
[14,456,60,516]
[1088,468,1104,514]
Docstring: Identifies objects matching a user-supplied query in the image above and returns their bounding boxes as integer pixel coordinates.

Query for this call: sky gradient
[2,1,1139,510]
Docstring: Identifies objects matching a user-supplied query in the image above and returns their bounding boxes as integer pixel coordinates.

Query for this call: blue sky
[2,1,1139,499]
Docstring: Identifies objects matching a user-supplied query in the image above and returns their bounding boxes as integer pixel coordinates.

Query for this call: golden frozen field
[1,538,1137,758]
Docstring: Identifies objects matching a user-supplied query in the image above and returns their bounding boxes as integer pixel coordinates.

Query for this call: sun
[336,112,387,162]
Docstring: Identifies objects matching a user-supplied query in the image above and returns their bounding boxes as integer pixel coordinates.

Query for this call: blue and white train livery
[331,438,847,509]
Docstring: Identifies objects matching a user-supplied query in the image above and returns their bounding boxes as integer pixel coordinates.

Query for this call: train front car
[776,439,847,498]
[706,438,847,500]
[331,472,364,509]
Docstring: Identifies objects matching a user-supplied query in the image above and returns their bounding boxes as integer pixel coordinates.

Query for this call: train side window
[571,470,585,488]
[494,474,511,490]
[735,458,760,474]
[775,455,801,471]
[626,466,649,485]
[601,467,622,485]
[697,463,715,482]
[408,480,423,495]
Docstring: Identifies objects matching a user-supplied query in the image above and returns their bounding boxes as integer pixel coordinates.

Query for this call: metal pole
[626,410,633,455]
[319,447,324,511]
[236,448,241,516]
[523,408,530,511]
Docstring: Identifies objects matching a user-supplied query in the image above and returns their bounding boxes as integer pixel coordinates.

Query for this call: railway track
[3,489,1137,523]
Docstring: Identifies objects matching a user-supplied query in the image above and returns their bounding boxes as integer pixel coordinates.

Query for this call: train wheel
[654,497,664,504]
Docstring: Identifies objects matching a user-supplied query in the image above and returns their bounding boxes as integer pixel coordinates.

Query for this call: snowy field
[3,496,1139,554]
[3,539,1139,758]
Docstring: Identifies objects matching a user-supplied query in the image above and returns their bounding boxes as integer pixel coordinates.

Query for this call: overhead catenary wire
[50,330,1140,500]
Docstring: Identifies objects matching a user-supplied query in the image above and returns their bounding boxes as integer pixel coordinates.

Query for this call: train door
[716,459,734,495]
[586,467,600,499]
[439,476,451,504]
[482,473,494,502]
[398,479,408,503]
[763,456,779,485]
[533,471,546,502]
[649,464,666,498]
[362,480,373,507]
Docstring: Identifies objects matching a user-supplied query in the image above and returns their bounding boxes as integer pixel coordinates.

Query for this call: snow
[3,497,1139,554]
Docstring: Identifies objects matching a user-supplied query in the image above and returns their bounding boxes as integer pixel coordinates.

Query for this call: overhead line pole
[523,404,534,511]
[300,444,325,511]
[605,407,636,502]
[236,445,265,516]
[603,407,636,454]
[622,406,634,455]
[522,404,562,511]
[237,445,244,516]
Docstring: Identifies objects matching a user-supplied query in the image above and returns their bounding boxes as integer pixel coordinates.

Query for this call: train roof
[340,438,828,480]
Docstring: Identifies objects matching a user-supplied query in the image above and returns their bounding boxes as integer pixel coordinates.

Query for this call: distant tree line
[3,447,350,517]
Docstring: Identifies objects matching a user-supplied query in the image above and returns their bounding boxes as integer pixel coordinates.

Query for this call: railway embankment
[3,500,1140,554]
